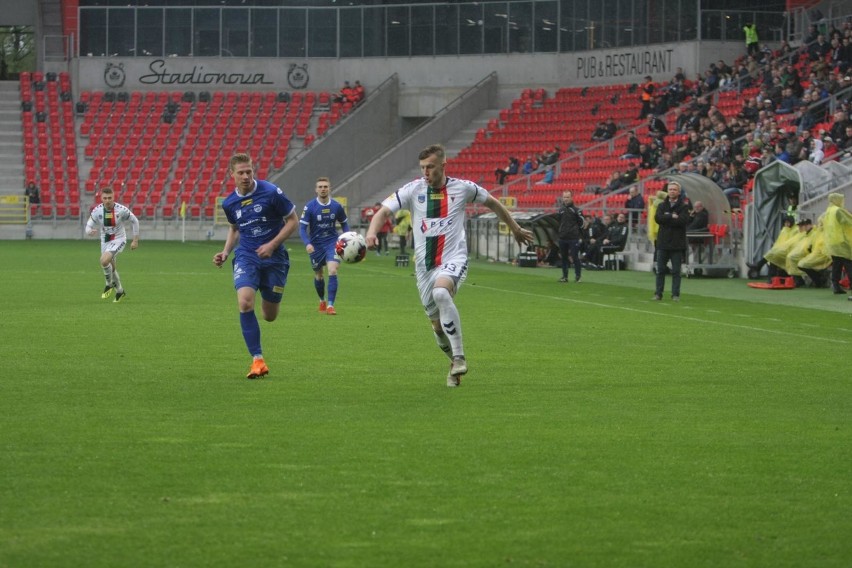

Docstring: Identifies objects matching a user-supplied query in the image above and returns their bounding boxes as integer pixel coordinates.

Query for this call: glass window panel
[435,4,458,56]
[193,8,220,56]
[662,0,681,43]
[483,2,507,54]
[633,0,649,45]
[308,9,336,57]
[363,7,385,57]
[598,0,618,49]
[340,7,363,58]
[250,8,277,57]
[107,8,134,56]
[573,0,591,52]
[587,0,604,49]
[80,8,107,56]
[411,6,433,56]
[508,2,532,53]
[459,3,483,55]
[165,8,191,57]
[222,8,248,57]
[534,1,558,53]
[279,8,306,57]
[701,10,723,41]
[136,8,162,57]
[387,6,409,56]
[616,0,634,48]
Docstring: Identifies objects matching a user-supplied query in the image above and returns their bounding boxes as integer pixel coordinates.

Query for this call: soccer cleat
[114,290,126,303]
[326,305,337,316]
[652,295,662,301]
[446,364,461,388]
[672,296,680,302]
[575,276,582,283]
[450,356,468,377]
[318,300,327,311]
[558,277,568,283]
[102,285,114,299]
[246,358,269,379]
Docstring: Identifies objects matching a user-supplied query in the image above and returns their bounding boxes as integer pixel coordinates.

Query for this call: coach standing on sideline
[556,191,586,283]
[653,181,690,302]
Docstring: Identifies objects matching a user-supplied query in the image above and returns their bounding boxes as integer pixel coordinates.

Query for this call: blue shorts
[232,247,290,303]
[309,239,340,272]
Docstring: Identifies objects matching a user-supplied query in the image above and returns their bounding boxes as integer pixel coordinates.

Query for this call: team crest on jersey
[254,205,262,213]
[417,194,426,204]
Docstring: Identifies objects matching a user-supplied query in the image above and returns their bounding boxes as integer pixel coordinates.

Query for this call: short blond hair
[228,153,252,173]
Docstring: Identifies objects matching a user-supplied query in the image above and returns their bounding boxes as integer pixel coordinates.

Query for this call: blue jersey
[299,198,349,247]
[222,179,296,253]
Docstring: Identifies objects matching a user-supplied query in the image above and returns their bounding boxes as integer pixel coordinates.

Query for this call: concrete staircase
[0,82,24,194]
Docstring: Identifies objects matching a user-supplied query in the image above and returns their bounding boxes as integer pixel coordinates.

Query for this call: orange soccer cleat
[318,300,327,312]
[246,357,269,379]
[326,305,337,316]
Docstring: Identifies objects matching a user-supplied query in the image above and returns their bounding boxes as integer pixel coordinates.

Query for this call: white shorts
[416,257,468,320]
[100,238,127,257]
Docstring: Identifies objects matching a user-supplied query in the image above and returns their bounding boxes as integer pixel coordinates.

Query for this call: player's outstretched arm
[484,195,535,247]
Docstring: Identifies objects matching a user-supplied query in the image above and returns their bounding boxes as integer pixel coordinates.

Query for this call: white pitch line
[472,284,852,345]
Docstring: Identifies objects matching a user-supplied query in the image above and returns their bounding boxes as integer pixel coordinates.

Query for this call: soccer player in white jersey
[85,187,139,302]
[366,143,534,387]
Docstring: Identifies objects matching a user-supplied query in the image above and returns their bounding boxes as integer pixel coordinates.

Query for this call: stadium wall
[70,41,744,113]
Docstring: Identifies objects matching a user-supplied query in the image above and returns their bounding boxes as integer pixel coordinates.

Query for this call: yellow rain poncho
[394,209,412,235]
[823,193,852,260]
[786,227,815,275]
[647,190,668,244]
[798,217,832,271]
[763,223,799,268]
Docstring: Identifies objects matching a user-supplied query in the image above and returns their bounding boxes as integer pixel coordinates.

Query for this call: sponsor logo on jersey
[420,217,453,236]
[429,193,445,200]
[241,199,253,207]
[321,208,330,213]
[272,285,284,293]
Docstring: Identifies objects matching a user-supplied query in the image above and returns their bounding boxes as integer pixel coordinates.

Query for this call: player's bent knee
[432,286,453,308]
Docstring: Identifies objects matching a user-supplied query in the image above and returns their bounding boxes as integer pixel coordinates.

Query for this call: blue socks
[314,277,325,300]
[328,275,338,305]
[239,311,261,357]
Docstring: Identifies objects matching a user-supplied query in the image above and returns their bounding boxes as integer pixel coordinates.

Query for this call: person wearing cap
[822,193,852,296]
[652,181,690,301]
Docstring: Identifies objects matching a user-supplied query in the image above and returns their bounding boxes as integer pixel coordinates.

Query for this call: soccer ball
[335,231,367,263]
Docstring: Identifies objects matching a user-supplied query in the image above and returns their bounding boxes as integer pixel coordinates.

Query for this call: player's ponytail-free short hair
[229,153,252,173]
[316,176,330,184]
[100,187,114,196]
[419,144,445,161]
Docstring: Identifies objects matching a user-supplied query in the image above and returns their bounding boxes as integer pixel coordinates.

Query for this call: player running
[366,143,534,387]
[299,177,351,316]
[85,187,139,302]
[213,153,299,379]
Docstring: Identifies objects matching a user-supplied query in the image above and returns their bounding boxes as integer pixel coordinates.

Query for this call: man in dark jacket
[556,192,586,283]
[653,181,690,301]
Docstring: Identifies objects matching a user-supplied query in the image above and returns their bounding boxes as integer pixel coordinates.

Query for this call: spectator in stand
[536,165,555,185]
[602,171,623,194]
[620,163,640,186]
[809,138,826,165]
[24,181,40,204]
[775,87,800,115]
[840,124,852,153]
[647,113,669,142]
[494,156,519,185]
[830,110,850,143]
[521,155,535,175]
[625,186,645,228]
[808,34,832,62]
[655,150,674,172]
[686,201,709,232]
[352,80,365,103]
[621,131,641,159]
[590,121,609,141]
[604,117,618,139]
[672,107,691,134]
[334,81,353,104]
[639,76,655,119]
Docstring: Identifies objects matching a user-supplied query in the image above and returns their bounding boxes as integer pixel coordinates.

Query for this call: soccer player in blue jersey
[299,177,350,316]
[213,153,299,379]
[366,143,534,387]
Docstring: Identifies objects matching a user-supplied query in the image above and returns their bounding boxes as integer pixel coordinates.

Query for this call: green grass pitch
[1,240,850,567]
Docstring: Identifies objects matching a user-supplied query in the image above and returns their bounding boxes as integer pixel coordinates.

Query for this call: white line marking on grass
[474,284,851,345]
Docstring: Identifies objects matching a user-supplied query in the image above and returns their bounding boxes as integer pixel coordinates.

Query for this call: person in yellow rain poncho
[798,215,832,288]
[747,215,798,279]
[647,190,668,245]
[785,218,814,283]
[822,192,852,296]
[394,208,412,255]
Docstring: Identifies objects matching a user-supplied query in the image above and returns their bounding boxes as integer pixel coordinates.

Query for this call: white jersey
[381,177,489,271]
[86,203,140,244]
